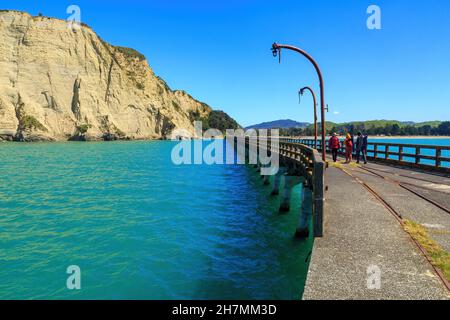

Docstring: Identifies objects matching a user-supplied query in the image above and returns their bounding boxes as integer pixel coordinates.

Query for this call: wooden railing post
[415,147,420,165]
[436,148,442,168]
[280,138,448,183]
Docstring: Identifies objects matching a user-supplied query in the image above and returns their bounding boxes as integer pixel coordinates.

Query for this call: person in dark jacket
[329,133,340,162]
[355,132,368,164]
[351,133,355,153]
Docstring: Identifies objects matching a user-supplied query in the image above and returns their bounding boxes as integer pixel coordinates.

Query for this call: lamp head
[271,43,279,57]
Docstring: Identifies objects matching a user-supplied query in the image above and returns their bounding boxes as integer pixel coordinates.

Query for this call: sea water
[368,138,450,167]
[0,141,312,300]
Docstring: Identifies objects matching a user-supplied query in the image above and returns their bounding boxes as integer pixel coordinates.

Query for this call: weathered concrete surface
[344,162,450,253]
[302,166,449,300]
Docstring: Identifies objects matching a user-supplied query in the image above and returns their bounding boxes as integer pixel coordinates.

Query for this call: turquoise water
[368,138,450,167]
[0,141,312,300]
[369,138,450,146]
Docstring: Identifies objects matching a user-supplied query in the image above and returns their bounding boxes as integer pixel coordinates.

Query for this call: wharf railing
[243,136,326,237]
[286,138,450,174]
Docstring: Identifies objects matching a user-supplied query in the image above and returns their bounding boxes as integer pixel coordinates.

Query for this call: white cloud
[333,111,340,115]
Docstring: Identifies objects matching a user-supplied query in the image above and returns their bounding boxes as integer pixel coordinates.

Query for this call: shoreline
[1,135,450,144]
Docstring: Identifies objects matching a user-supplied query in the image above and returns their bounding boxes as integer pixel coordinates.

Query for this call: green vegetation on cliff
[189,110,241,133]
[206,110,241,132]
[115,46,146,61]
[75,124,91,135]
[20,115,47,132]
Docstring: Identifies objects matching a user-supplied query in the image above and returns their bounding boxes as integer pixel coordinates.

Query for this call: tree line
[330,122,450,136]
[279,121,450,137]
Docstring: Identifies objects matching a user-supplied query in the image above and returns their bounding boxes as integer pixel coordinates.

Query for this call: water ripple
[0,141,313,299]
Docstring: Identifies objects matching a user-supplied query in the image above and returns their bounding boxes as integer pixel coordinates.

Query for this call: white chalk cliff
[0,10,212,141]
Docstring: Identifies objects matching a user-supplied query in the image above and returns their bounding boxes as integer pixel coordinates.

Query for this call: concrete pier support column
[279,176,302,212]
[271,167,286,195]
[296,187,313,238]
[256,159,261,172]
[260,163,271,184]
[279,175,292,212]
[262,172,270,185]
[280,173,305,212]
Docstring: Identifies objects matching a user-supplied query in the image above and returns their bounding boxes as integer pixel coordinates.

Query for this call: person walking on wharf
[329,133,340,163]
[351,133,355,153]
[355,132,368,164]
[344,133,353,163]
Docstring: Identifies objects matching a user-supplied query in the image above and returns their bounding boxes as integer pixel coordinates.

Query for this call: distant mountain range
[245,119,310,130]
[246,119,443,130]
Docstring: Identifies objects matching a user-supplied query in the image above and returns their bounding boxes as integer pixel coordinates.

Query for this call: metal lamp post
[299,86,318,149]
[272,43,327,162]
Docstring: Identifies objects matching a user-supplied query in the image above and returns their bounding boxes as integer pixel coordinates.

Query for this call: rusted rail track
[357,165,450,185]
[340,167,450,293]
[355,167,450,196]
[356,166,450,215]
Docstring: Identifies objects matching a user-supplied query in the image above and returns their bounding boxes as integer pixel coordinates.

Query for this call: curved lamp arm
[272,43,327,161]
[299,86,318,149]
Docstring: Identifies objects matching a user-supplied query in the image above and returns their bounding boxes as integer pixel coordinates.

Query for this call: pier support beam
[256,159,262,173]
[271,167,287,195]
[279,175,302,212]
[296,187,313,238]
[262,173,270,185]
[260,164,274,185]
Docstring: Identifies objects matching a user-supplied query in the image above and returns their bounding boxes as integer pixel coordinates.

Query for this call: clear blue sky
[2,0,449,127]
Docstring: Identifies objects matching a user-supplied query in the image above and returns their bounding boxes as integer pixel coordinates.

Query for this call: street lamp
[272,43,327,161]
[299,86,318,149]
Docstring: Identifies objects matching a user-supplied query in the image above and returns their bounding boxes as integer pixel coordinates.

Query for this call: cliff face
[0,11,212,141]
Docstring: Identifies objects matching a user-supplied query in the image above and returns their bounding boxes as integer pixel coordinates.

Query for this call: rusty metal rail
[356,166,450,215]
[340,167,450,292]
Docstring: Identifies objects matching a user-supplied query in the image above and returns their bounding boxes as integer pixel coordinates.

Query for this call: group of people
[328,132,368,164]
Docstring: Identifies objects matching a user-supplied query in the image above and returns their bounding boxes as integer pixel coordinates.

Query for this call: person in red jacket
[328,133,340,162]
[344,133,353,163]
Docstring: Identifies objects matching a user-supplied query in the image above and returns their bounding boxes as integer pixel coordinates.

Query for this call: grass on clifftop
[115,46,146,61]
[403,220,450,282]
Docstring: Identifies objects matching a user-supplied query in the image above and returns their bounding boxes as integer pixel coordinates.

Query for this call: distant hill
[335,120,442,129]
[411,121,442,128]
[245,119,447,137]
[248,120,443,130]
[246,119,447,137]
[246,119,310,130]
[275,120,448,137]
